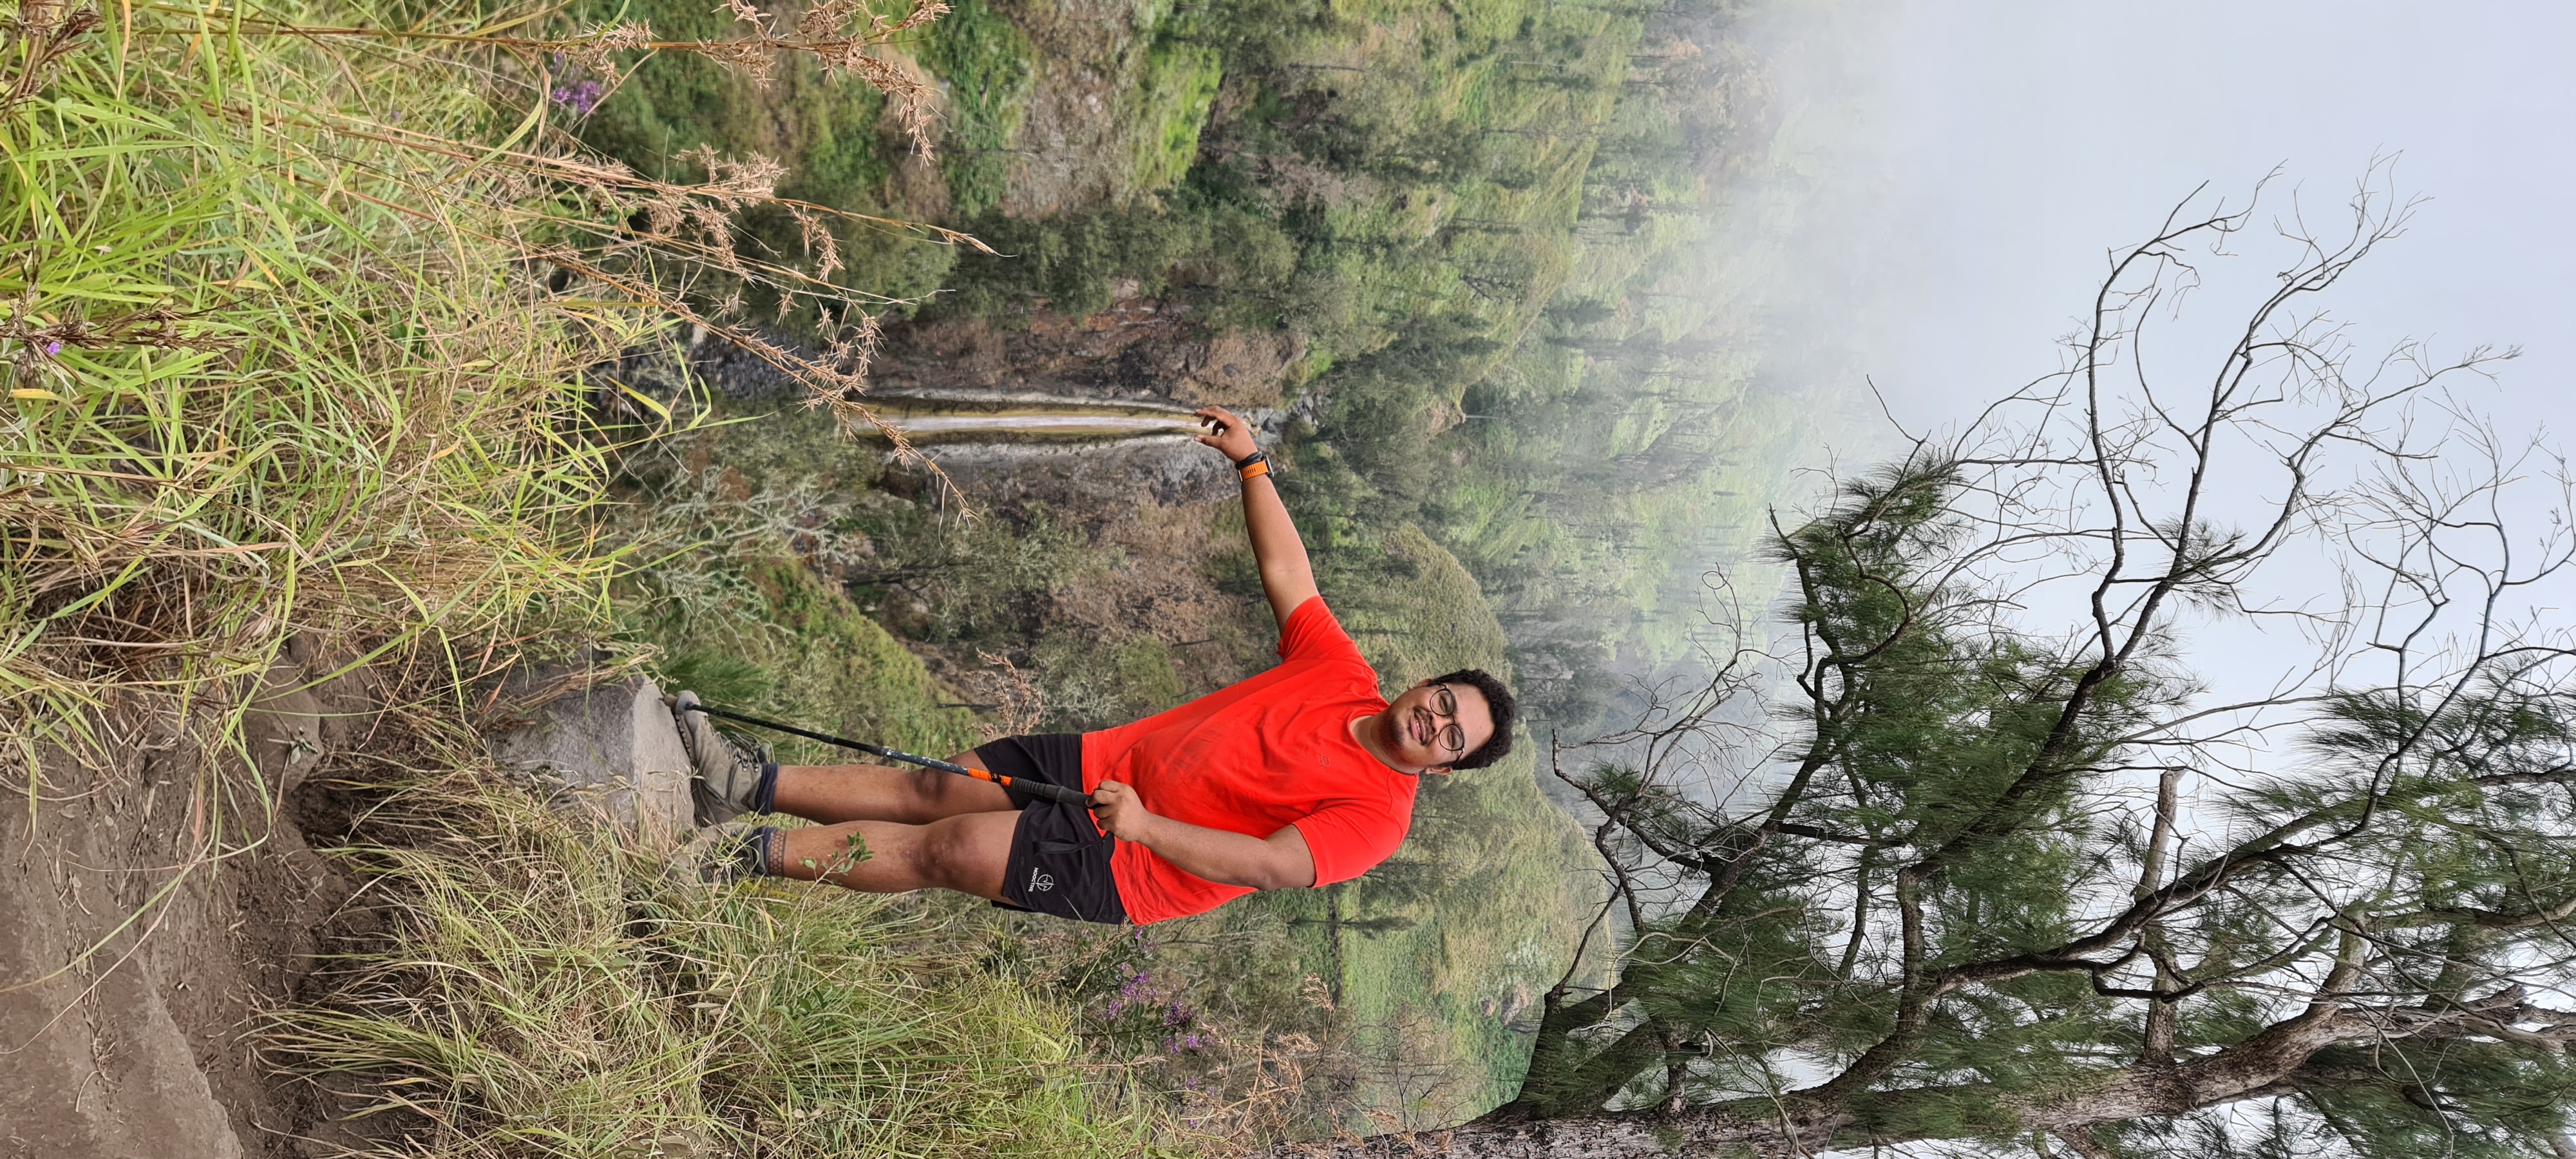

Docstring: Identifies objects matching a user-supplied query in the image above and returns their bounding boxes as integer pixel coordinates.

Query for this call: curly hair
[1428,668,1517,770]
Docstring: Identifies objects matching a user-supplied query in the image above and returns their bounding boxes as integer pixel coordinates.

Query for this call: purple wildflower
[1184,1033,1202,1050]
[42,341,60,355]
[549,80,604,115]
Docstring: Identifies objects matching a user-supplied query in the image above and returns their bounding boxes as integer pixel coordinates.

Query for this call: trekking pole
[676,701,1092,807]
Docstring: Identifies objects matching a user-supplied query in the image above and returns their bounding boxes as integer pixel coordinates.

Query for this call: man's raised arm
[1193,406,1317,628]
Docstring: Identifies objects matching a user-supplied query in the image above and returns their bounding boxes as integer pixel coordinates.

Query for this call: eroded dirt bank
[1,640,378,1158]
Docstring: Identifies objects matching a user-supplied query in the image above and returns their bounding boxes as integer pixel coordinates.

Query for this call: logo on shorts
[1027,867,1055,892]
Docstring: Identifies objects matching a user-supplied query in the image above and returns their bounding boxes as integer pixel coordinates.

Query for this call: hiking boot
[678,821,776,885]
[668,690,772,826]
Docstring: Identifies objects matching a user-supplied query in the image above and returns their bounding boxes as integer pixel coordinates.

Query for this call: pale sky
[1736,0,2576,704]
[1768,0,2574,457]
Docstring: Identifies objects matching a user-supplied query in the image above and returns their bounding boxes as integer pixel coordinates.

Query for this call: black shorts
[977,734,1128,925]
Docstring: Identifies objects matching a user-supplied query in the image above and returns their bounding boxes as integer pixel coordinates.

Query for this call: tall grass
[0,0,975,938]
[268,745,1164,1157]
[0,1,1173,1152]
[0,1,675,1011]
[0,0,978,769]
[0,0,639,753]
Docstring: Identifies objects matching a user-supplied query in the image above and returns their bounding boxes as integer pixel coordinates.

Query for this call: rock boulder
[487,677,697,842]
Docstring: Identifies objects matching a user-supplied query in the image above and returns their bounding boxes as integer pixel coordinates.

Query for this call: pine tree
[1281,176,2576,1156]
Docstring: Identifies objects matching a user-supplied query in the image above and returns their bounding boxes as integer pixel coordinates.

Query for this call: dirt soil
[1,638,380,1159]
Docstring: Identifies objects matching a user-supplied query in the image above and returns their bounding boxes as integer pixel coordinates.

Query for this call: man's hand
[1195,406,1260,462]
[1090,779,1157,842]
[1090,780,1316,890]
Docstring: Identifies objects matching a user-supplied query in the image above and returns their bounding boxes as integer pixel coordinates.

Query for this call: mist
[1657,1,2576,715]
[1734,0,2574,456]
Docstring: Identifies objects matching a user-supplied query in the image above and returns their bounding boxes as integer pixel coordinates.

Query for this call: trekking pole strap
[679,702,1092,807]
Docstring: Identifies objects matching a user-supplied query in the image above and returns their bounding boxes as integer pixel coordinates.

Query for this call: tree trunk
[1267,1007,2359,1158]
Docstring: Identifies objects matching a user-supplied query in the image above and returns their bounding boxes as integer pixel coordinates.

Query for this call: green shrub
[925,0,1038,215]
[943,202,1206,318]
[1133,38,1224,192]
[1031,635,1188,730]
[614,450,986,760]
[566,0,963,324]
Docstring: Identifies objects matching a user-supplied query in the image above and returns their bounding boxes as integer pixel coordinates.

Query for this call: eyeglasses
[1428,684,1468,754]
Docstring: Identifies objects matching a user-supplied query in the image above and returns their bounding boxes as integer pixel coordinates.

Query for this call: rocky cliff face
[660,295,1308,514]
[867,295,1304,412]
[686,290,1302,415]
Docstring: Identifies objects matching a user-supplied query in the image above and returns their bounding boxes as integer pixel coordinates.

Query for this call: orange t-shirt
[1082,597,1416,925]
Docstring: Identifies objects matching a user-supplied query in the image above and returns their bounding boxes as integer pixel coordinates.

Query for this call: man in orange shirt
[673,406,1517,924]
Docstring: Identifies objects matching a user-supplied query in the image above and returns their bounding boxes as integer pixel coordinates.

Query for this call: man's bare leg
[769,752,1015,825]
[770,812,1016,901]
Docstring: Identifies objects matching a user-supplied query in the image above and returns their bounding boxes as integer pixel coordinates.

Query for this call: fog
[1747,1,2573,440]
[1707,0,2576,712]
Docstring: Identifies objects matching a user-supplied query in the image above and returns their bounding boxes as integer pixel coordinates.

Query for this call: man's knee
[916,816,1008,896]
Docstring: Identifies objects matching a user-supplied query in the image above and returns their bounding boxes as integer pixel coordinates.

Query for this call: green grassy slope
[921,0,1040,215]
[613,403,984,762]
[1329,757,1602,1123]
